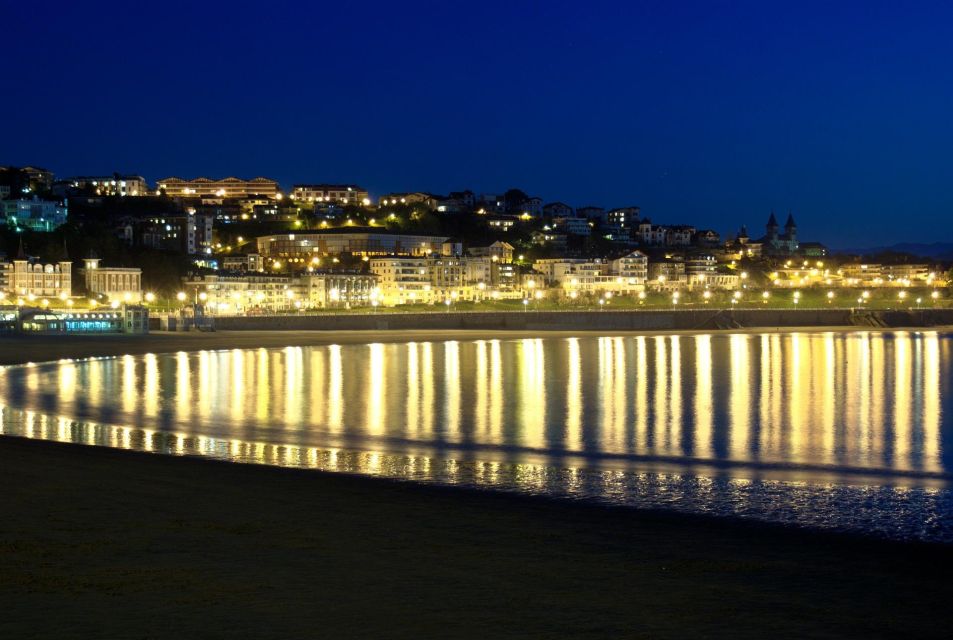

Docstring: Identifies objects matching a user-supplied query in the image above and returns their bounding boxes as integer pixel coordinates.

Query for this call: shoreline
[1,324,949,366]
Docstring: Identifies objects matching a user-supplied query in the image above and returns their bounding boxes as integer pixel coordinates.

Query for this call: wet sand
[2,436,953,639]
[2,329,953,638]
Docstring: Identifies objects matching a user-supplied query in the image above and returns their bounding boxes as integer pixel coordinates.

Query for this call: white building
[468,241,514,263]
[256,231,454,260]
[182,272,377,313]
[369,256,489,306]
[80,258,143,303]
[610,250,648,282]
[1,257,72,299]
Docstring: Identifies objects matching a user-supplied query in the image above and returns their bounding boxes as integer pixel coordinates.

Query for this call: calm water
[2,331,951,541]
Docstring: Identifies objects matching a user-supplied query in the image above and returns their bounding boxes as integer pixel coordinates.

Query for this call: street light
[176,291,186,302]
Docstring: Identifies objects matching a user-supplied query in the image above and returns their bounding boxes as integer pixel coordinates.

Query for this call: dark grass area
[2,436,952,639]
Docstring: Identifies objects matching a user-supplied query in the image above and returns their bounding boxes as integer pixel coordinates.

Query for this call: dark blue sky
[4,0,953,247]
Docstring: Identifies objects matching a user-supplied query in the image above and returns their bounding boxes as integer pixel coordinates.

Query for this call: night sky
[4,0,953,247]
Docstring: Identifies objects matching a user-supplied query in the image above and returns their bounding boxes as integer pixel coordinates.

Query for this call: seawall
[206,308,953,332]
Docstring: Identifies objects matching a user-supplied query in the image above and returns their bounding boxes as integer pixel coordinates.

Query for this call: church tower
[766,212,779,244]
[784,212,797,244]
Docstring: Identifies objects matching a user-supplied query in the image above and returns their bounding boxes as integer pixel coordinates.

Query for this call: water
[1,331,951,541]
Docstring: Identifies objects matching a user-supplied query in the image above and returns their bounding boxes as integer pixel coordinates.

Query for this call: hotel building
[182,271,377,312]
[157,177,279,199]
[79,258,143,303]
[1,258,72,299]
[255,230,456,261]
[369,256,488,306]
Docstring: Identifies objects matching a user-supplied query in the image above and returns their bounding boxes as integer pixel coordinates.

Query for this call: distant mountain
[834,242,953,260]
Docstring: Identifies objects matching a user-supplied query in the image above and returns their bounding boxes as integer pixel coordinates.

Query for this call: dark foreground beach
[2,331,953,638]
[3,437,953,639]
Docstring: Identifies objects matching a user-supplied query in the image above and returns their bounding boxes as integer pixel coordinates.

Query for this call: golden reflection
[367,343,385,435]
[406,342,420,437]
[0,332,946,484]
[566,338,582,451]
[668,336,682,456]
[443,341,460,440]
[694,335,712,459]
[653,336,668,451]
[894,333,913,468]
[923,333,941,472]
[729,334,750,458]
[489,340,503,440]
[327,344,343,431]
[143,353,158,417]
[474,340,488,436]
[518,338,546,449]
[634,336,648,450]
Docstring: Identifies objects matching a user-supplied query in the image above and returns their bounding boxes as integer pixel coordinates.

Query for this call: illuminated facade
[368,256,488,305]
[80,258,143,303]
[468,241,514,263]
[1,258,72,299]
[255,231,454,261]
[157,177,279,199]
[182,272,377,312]
[67,175,147,196]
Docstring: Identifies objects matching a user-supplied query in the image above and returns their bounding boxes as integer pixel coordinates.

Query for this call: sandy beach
[2,328,953,638]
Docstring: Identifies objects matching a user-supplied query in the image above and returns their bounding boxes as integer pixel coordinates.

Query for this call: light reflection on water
[1,331,951,541]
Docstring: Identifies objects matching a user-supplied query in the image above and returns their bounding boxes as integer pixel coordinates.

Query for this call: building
[79,257,143,303]
[648,261,687,289]
[576,206,605,220]
[609,250,648,282]
[1,253,72,299]
[182,271,378,313]
[2,197,68,231]
[520,197,543,217]
[606,206,640,227]
[760,212,799,255]
[12,306,148,334]
[368,256,489,306]
[543,202,574,218]
[378,192,437,208]
[554,216,592,236]
[724,225,763,258]
[468,241,514,263]
[221,253,265,272]
[292,184,370,205]
[533,257,647,295]
[66,174,148,197]
[255,230,454,262]
[157,177,279,199]
[139,212,214,255]
[695,229,721,247]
